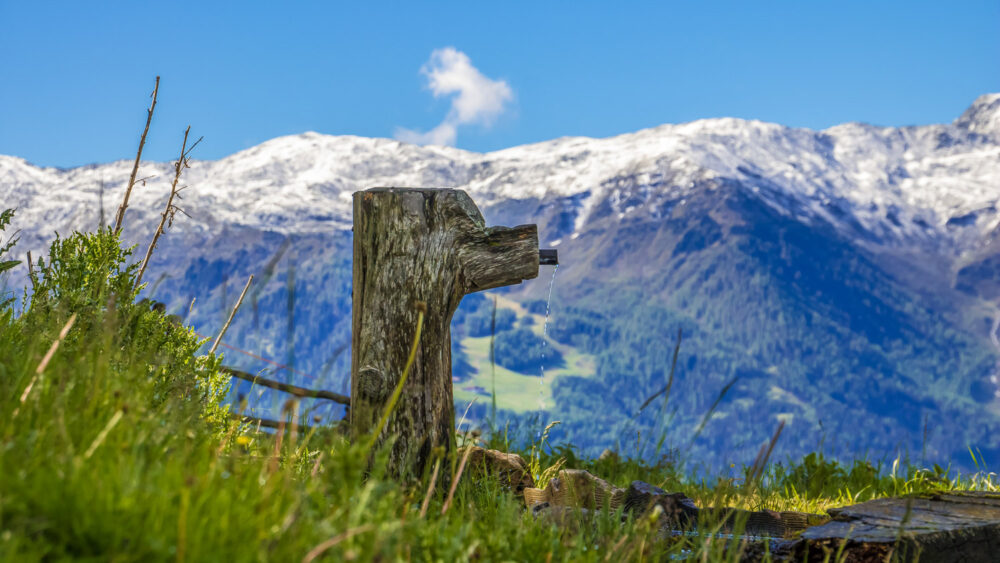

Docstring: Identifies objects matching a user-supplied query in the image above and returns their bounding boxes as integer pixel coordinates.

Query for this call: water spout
[539,249,559,266]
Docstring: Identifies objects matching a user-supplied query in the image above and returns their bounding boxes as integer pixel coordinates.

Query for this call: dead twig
[210,275,253,356]
[113,76,159,236]
[135,126,203,290]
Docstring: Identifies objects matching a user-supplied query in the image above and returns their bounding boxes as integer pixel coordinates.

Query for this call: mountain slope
[3,94,1000,471]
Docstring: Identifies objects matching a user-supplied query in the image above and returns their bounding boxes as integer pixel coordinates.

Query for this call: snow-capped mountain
[3,93,1000,470]
[4,93,998,256]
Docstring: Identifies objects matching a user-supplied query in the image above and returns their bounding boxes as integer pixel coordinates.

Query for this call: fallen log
[761,491,1000,562]
[523,471,825,540]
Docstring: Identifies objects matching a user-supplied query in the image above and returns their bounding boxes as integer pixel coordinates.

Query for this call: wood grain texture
[757,491,1000,562]
[350,188,539,477]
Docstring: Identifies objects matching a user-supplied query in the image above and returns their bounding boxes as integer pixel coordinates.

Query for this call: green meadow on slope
[453,294,598,412]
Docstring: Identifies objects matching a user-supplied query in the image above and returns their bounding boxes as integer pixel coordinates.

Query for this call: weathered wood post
[351,188,550,477]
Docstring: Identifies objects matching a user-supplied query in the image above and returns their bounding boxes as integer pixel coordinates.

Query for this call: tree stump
[351,188,542,477]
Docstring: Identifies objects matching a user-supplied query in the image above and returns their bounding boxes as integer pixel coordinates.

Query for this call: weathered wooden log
[351,188,541,477]
[756,491,1000,562]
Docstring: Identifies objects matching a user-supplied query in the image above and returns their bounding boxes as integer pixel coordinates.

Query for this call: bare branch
[222,366,350,405]
[135,126,191,290]
[230,411,315,432]
[113,76,160,236]
[210,275,253,356]
[185,136,204,156]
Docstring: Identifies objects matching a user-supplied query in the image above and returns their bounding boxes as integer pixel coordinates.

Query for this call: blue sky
[1,1,997,168]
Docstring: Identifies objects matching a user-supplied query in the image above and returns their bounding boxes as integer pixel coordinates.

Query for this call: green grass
[2,213,999,562]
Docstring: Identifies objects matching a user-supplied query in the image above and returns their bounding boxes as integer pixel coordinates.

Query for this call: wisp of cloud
[395,47,513,147]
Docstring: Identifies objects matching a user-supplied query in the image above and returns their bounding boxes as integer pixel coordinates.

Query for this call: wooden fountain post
[351,188,547,477]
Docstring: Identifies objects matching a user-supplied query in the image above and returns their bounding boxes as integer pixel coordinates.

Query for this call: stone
[530,502,595,532]
[623,480,699,530]
[461,446,534,496]
[530,469,626,511]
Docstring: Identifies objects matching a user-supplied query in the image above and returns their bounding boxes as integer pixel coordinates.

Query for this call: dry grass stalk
[301,525,374,563]
[210,275,253,356]
[25,251,36,290]
[456,397,478,440]
[82,410,124,460]
[13,314,78,419]
[288,399,300,452]
[604,533,629,561]
[441,442,476,515]
[113,76,160,236]
[419,456,443,518]
[36,312,78,376]
[637,327,682,413]
[747,419,786,493]
[215,398,249,457]
[688,376,739,448]
[269,400,295,474]
[310,451,324,478]
[134,125,201,290]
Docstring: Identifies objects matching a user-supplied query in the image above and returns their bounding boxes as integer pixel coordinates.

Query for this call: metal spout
[539,249,559,266]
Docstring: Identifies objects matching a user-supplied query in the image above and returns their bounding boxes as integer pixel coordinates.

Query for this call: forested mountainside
[4,93,999,471]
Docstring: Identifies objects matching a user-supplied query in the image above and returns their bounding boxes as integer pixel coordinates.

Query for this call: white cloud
[395,47,513,147]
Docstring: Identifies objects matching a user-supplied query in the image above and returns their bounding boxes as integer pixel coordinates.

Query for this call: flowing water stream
[538,265,559,411]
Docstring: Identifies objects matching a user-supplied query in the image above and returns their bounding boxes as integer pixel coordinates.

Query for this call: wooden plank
[760,491,1000,562]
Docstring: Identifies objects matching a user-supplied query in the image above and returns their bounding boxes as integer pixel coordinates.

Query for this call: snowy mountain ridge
[2,93,998,258]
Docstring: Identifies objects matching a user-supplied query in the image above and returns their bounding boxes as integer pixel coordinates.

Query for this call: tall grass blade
[638,327,682,414]
[689,376,739,448]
